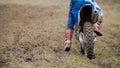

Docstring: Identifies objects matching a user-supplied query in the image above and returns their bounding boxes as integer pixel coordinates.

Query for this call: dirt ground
[0,0,120,68]
[0,0,70,68]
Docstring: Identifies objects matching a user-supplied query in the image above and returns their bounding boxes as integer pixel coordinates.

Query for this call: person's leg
[65,0,82,51]
[65,9,75,51]
[94,15,103,36]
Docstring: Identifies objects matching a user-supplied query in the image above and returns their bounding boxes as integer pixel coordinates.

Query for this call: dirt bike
[75,6,102,59]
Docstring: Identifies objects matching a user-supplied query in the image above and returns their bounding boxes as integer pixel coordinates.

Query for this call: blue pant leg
[67,9,75,30]
[67,0,83,30]
[67,0,77,30]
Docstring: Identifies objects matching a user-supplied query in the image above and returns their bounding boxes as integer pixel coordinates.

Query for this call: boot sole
[65,47,70,51]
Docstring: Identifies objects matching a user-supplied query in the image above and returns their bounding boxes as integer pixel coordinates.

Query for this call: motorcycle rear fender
[78,5,99,26]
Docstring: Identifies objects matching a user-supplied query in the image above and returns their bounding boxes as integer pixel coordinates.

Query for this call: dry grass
[0,0,120,68]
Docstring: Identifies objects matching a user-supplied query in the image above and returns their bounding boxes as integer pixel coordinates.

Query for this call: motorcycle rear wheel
[83,21,95,59]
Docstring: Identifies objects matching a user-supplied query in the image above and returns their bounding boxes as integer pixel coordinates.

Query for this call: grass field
[0,0,120,68]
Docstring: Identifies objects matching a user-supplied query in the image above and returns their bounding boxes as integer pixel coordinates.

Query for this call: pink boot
[65,30,73,51]
[94,16,103,36]
[94,23,103,36]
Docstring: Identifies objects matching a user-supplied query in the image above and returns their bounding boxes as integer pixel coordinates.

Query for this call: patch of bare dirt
[0,4,69,68]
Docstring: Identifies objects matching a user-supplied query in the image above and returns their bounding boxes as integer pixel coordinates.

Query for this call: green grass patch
[66,55,100,68]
